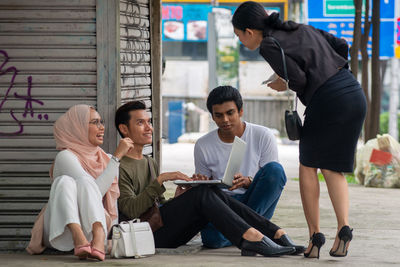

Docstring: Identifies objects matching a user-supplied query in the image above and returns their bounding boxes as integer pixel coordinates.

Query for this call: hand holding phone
[261,73,278,85]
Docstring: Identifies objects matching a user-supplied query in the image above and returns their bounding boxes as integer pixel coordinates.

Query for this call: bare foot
[91,222,105,253]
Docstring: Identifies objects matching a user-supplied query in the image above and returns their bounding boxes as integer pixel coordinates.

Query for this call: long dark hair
[232,1,299,33]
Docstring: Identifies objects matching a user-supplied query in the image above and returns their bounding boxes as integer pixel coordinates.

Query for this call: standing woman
[26,105,133,261]
[232,1,367,259]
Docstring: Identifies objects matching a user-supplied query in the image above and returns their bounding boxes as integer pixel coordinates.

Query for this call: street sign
[397,18,400,45]
[307,0,396,58]
[162,4,281,42]
[324,0,365,17]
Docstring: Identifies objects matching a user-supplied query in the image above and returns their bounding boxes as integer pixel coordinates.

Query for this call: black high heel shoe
[241,236,295,257]
[304,232,325,259]
[273,234,306,255]
[329,226,353,257]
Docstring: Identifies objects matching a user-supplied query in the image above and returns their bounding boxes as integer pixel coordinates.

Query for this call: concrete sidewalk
[1,142,400,266]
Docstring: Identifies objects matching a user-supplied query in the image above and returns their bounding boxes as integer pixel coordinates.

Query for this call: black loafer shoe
[241,236,295,257]
[273,234,306,255]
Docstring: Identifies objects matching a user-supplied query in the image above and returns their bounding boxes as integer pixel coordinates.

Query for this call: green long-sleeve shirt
[118,156,166,219]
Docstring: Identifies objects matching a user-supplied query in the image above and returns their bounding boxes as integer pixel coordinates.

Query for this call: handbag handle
[129,220,139,258]
[269,37,297,111]
[111,227,119,257]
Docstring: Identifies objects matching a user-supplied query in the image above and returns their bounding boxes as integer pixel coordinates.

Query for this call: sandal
[304,232,325,259]
[89,246,105,261]
[329,226,353,257]
[74,243,91,260]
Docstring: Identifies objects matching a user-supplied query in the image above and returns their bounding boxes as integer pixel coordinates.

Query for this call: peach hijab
[26,105,119,254]
[52,104,119,221]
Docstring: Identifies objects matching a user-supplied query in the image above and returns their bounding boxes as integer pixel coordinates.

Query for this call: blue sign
[397,18,400,45]
[307,0,396,58]
[162,4,281,42]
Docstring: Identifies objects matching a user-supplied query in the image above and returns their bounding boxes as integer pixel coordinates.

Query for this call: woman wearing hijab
[231,1,366,259]
[26,105,134,261]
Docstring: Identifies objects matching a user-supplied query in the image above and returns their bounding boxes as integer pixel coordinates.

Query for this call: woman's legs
[45,176,82,251]
[321,169,350,252]
[299,163,320,252]
[46,175,107,254]
[76,178,107,253]
[68,223,89,247]
[91,222,105,252]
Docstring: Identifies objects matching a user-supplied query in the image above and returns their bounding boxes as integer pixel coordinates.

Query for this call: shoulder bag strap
[269,36,297,111]
[129,220,139,258]
[111,228,118,258]
[111,225,121,258]
[144,155,159,204]
[144,155,156,181]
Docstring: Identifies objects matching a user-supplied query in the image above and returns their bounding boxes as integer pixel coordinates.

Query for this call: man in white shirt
[194,86,287,248]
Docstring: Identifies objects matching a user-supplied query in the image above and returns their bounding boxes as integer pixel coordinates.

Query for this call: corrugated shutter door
[0,0,97,249]
[119,0,153,155]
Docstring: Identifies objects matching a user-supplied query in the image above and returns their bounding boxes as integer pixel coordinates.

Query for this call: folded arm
[52,150,119,196]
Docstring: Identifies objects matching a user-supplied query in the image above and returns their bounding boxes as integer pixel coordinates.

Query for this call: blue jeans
[200,162,287,248]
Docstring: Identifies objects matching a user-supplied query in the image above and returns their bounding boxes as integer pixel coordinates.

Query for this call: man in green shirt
[114,101,190,220]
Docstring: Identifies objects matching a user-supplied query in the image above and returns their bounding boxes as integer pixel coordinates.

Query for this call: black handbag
[270,37,302,141]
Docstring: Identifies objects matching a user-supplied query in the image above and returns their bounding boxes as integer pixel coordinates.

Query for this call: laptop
[174,136,247,188]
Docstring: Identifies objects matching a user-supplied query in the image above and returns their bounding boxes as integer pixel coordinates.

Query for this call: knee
[76,178,100,194]
[50,175,77,201]
[76,177,97,188]
[191,184,213,194]
[258,162,287,185]
[54,175,77,191]
[190,185,216,205]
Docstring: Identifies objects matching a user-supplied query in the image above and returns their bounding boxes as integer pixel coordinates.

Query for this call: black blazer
[259,24,348,106]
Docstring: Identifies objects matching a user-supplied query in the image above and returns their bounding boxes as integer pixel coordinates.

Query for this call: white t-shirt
[194,122,278,194]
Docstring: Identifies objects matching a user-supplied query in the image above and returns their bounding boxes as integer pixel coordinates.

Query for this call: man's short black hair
[115,101,146,138]
[206,86,243,114]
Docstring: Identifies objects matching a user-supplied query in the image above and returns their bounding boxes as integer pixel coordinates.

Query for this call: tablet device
[174,136,247,187]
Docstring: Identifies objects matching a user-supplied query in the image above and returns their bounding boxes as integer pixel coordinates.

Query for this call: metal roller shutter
[0,0,97,250]
[119,0,153,155]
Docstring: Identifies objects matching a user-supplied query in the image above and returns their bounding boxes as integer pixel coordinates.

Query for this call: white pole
[388,58,399,140]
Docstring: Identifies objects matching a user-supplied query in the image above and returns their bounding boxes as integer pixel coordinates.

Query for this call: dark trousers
[154,185,280,248]
[201,162,287,248]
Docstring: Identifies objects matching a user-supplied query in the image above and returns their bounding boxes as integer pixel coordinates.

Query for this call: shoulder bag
[110,219,155,258]
[270,37,302,141]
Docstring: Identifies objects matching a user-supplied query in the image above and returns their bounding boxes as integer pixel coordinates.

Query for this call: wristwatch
[248,176,253,183]
[111,155,120,162]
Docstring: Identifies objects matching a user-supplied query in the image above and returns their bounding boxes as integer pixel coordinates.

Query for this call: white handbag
[110,219,155,258]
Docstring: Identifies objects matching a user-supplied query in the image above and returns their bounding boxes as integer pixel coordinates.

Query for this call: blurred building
[161,0,303,136]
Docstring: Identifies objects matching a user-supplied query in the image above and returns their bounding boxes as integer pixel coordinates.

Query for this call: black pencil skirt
[299,68,367,173]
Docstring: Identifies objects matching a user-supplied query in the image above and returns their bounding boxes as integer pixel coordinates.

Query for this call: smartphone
[261,73,278,85]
